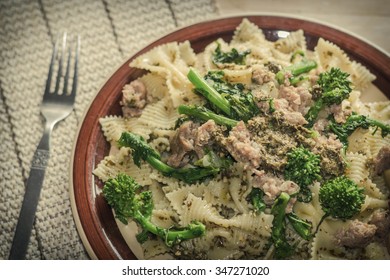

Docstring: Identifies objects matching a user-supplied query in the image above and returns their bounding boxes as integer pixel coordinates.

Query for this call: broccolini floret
[328,113,390,149]
[315,176,365,233]
[187,69,259,122]
[305,67,352,127]
[285,146,322,187]
[319,176,365,220]
[118,131,220,184]
[103,173,206,246]
[284,146,322,202]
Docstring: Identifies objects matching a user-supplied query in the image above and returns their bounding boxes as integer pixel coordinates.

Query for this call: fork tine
[70,35,80,98]
[62,37,72,96]
[44,34,60,97]
[54,33,67,95]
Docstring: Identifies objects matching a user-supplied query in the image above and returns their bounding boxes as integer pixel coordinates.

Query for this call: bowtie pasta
[94,19,390,260]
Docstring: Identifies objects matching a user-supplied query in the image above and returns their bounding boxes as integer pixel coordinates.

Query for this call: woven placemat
[0,0,218,260]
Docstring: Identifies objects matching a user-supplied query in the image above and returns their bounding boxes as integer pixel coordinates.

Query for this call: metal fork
[9,33,80,260]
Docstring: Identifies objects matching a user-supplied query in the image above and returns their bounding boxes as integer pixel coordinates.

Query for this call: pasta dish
[93,19,390,259]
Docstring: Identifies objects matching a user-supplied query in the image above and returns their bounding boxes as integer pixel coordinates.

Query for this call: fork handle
[9,124,52,260]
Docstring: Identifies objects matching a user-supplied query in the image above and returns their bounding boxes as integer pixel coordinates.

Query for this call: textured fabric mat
[0,0,218,260]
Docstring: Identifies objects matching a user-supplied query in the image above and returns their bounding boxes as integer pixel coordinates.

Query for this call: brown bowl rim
[70,14,390,260]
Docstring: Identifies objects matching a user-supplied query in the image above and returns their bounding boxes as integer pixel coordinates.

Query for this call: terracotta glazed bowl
[70,15,390,260]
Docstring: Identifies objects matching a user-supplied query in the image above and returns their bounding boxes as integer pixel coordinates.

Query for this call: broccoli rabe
[118,131,220,184]
[319,176,365,220]
[187,69,259,122]
[247,188,266,213]
[178,104,238,128]
[203,71,246,96]
[193,149,232,170]
[316,176,365,233]
[268,98,276,113]
[284,146,322,187]
[275,53,317,86]
[271,192,293,258]
[270,192,313,259]
[103,173,206,246]
[328,113,390,149]
[286,212,312,241]
[212,43,250,65]
[284,146,322,202]
[270,192,295,259]
[256,97,276,114]
[305,67,352,127]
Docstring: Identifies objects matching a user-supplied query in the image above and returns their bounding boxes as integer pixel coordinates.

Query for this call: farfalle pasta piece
[130,41,198,107]
[274,29,307,54]
[93,147,153,185]
[137,98,179,130]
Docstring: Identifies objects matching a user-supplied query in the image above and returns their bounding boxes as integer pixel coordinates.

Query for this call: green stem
[146,155,218,184]
[287,213,312,240]
[305,98,324,128]
[187,68,231,116]
[146,155,175,175]
[136,213,205,247]
[271,192,294,259]
[314,214,329,235]
[276,59,317,85]
[366,118,390,137]
[289,60,317,76]
[178,105,238,127]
